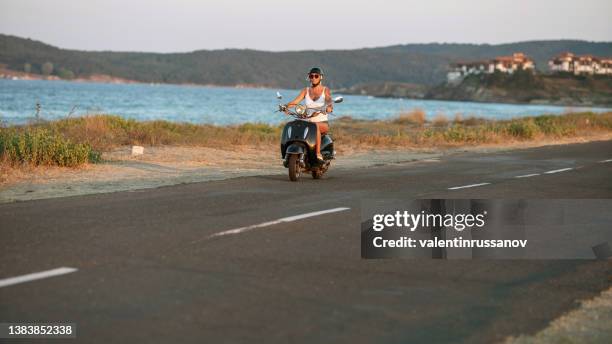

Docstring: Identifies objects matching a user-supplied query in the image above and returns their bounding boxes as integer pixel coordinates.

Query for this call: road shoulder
[503,286,612,344]
[1,134,611,203]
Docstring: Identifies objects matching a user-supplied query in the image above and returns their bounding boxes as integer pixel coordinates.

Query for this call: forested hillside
[1,34,611,88]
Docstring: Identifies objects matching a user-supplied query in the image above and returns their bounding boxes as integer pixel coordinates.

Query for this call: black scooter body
[280,120,334,170]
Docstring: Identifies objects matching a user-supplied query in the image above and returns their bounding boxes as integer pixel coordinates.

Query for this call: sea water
[0,79,608,125]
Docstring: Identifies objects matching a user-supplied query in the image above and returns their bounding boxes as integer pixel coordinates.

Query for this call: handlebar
[277,104,329,119]
[275,93,342,119]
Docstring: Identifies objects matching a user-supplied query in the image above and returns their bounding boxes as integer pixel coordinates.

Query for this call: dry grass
[453,114,485,126]
[393,109,426,126]
[2,111,611,168]
[431,114,449,127]
[46,115,281,151]
[334,111,612,147]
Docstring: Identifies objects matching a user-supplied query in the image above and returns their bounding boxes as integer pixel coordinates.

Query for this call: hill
[1,34,611,88]
[378,40,612,74]
[426,71,612,106]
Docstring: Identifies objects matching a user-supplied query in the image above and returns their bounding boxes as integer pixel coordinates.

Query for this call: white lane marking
[599,159,612,163]
[448,183,491,190]
[515,173,541,178]
[544,168,573,174]
[207,207,351,239]
[0,267,77,288]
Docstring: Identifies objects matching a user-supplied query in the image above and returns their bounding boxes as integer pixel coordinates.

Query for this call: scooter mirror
[333,96,343,104]
[276,92,283,100]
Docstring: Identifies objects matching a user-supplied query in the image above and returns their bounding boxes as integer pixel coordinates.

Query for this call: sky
[1,0,610,53]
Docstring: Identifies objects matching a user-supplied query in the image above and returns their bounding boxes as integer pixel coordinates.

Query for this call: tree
[23,63,31,73]
[58,68,75,79]
[41,62,54,76]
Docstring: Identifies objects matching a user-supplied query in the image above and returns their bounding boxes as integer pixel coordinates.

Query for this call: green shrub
[443,125,468,142]
[441,125,489,143]
[0,128,99,167]
[506,119,539,139]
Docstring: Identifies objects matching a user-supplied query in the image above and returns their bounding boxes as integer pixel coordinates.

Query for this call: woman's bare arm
[286,88,306,108]
[325,87,333,113]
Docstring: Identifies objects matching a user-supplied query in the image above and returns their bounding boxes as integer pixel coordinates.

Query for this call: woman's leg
[315,122,329,159]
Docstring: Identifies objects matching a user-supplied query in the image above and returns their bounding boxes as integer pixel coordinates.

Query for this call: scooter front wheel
[288,154,301,181]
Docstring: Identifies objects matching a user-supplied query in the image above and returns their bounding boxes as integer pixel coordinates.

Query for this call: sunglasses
[308,74,320,79]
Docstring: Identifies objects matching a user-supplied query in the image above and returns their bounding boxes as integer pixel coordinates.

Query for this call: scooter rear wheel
[288,154,300,181]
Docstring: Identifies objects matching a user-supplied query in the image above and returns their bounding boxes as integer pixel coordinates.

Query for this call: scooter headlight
[295,104,306,116]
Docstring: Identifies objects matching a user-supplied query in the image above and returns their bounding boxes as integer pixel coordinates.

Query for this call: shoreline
[0,68,271,89]
[337,75,612,109]
[3,71,611,109]
[341,91,612,109]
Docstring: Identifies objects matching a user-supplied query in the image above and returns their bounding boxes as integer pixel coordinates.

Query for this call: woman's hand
[284,89,306,115]
[279,104,290,115]
[326,105,333,113]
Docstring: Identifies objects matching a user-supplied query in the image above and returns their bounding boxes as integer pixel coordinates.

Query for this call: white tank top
[304,87,329,122]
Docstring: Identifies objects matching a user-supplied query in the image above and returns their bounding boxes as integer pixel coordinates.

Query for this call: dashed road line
[204,207,351,240]
[448,183,491,190]
[515,173,540,178]
[0,267,78,288]
[544,167,574,174]
[447,159,608,190]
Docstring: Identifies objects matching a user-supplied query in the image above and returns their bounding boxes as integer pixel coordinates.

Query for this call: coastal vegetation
[333,111,611,145]
[2,112,610,168]
[0,127,100,167]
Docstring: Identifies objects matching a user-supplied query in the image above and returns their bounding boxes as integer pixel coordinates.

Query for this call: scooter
[276,92,343,181]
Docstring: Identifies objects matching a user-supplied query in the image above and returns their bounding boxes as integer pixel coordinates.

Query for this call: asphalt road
[1,140,612,343]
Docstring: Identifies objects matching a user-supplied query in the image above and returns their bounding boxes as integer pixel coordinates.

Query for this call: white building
[600,59,612,75]
[549,52,612,75]
[447,53,535,83]
[492,53,535,74]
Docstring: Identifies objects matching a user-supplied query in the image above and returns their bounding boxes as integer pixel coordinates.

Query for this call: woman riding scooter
[283,67,333,162]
